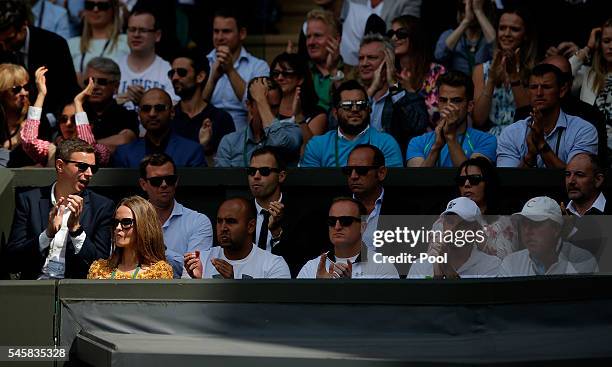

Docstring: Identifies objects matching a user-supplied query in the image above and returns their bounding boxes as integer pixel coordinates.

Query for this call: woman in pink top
[20,67,110,166]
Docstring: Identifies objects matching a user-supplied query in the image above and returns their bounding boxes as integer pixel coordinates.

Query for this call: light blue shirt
[301,126,404,167]
[215,119,302,167]
[496,110,598,167]
[31,0,71,40]
[406,127,497,167]
[355,188,384,251]
[207,47,270,131]
[369,89,405,131]
[163,200,213,278]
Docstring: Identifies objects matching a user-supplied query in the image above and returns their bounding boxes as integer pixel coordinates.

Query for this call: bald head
[140,88,172,106]
[542,55,571,74]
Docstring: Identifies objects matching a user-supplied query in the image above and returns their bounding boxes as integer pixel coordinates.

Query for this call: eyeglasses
[247,167,280,177]
[337,100,369,111]
[113,218,135,229]
[127,27,157,34]
[84,0,112,11]
[146,175,178,187]
[10,84,28,94]
[91,77,115,86]
[327,216,361,227]
[386,28,410,40]
[341,165,379,176]
[58,114,76,124]
[438,97,466,105]
[270,70,298,79]
[167,68,188,79]
[140,104,170,113]
[455,174,484,186]
[64,160,99,174]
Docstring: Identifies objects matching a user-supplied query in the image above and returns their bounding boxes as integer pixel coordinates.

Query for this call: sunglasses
[113,218,135,229]
[11,84,28,94]
[341,165,379,176]
[337,100,369,111]
[91,77,115,86]
[455,174,484,186]
[84,0,112,11]
[168,68,188,79]
[58,114,76,124]
[270,70,298,79]
[327,216,361,227]
[140,104,170,113]
[386,28,410,40]
[247,167,280,177]
[146,175,178,187]
[64,160,99,174]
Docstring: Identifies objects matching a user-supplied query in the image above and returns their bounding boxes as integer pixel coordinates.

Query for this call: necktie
[258,210,270,250]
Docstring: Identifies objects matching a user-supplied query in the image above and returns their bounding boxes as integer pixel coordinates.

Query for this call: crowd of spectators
[0,0,610,280]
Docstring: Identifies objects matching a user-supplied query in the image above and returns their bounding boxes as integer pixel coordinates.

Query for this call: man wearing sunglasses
[139,153,213,278]
[113,88,205,167]
[182,197,291,279]
[215,77,301,167]
[247,147,330,277]
[297,197,398,279]
[4,139,114,279]
[0,0,79,115]
[169,50,235,166]
[301,79,403,167]
[82,57,139,153]
[116,9,178,109]
[407,70,496,167]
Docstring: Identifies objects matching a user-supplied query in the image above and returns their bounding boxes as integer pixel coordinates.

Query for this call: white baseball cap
[512,196,563,225]
[441,197,485,226]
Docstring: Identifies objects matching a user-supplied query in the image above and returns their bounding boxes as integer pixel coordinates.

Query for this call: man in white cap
[408,197,500,279]
[498,196,598,276]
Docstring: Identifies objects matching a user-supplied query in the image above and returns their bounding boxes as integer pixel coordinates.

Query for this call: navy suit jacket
[3,186,114,279]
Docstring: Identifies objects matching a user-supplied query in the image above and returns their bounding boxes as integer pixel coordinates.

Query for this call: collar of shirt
[246,124,267,144]
[528,238,564,274]
[163,200,183,228]
[327,243,368,263]
[354,187,384,222]
[567,192,606,217]
[144,131,172,153]
[542,110,569,139]
[207,46,249,69]
[338,125,370,141]
[254,193,283,214]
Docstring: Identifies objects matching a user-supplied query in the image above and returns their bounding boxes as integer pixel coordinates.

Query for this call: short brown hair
[331,196,367,216]
[56,139,95,162]
[139,153,176,178]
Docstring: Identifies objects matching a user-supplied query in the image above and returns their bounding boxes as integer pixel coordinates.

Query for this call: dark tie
[258,210,270,250]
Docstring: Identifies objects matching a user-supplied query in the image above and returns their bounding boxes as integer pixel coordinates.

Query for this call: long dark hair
[391,15,432,92]
[456,157,500,214]
[270,52,320,118]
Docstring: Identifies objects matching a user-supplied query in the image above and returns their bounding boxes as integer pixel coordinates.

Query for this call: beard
[174,83,198,100]
[338,113,369,136]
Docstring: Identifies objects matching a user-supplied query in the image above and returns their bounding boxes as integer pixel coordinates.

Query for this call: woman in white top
[68,0,129,83]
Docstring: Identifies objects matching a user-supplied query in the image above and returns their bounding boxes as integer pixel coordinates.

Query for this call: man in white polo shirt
[408,197,500,279]
[565,153,610,216]
[498,196,598,277]
[297,197,398,279]
[182,197,290,279]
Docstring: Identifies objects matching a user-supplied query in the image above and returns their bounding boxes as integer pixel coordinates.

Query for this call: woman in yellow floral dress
[88,196,173,279]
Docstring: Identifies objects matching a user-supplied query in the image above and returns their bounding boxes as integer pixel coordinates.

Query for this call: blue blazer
[3,186,114,279]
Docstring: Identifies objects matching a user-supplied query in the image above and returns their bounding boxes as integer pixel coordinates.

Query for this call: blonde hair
[306,9,340,37]
[0,63,28,92]
[589,18,612,94]
[80,0,123,55]
[109,196,166,268]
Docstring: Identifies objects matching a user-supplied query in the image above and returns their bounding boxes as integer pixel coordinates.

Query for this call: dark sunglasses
[146,175,178,187]
[167,68,188,79]
[455,174,484,186]
[270,70,298,79]
[64,160,99,174]
[58,114,76,124]
[386,28,410,40]
[11,84,28,94]
[341,165,379,176]
[113,218,135,229]
[247,167,280,177]
[91,77,115,86]
[327,216,361,227]
[140,104,170,113]
[337,100,369,111]
[84,0,112,11]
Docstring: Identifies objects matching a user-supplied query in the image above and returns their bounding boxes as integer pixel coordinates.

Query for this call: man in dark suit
[0,0,79,114]
[248,146,330,277]
[3,139,114,279]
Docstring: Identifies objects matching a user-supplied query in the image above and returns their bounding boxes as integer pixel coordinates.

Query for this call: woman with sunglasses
[472,7,536,136]
[452,157,517,258]
[68,0,129,84]
[434,0,495,76]
[20,67,111,167]
[88,195,173,279]
[389,15,446,127]
[270,52,327,151]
